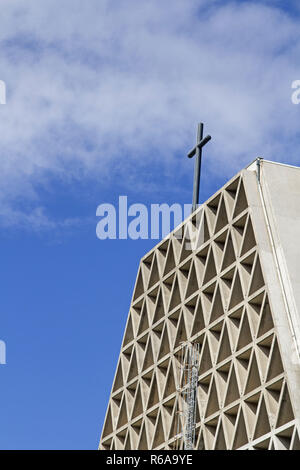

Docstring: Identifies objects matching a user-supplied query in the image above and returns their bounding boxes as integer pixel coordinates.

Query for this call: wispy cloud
[0,203,89,235]
[0,0,300,229]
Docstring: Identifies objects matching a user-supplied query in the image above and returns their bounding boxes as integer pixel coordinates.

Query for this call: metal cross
[187,123,211,213]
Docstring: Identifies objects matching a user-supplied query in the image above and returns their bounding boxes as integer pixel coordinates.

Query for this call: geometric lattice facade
[99,160,300,450]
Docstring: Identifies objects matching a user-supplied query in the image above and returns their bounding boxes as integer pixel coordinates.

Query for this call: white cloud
[0,0,300,228]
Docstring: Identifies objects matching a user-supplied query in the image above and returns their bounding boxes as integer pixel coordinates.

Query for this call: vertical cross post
[192,123,203,213]
[187,123,211,213]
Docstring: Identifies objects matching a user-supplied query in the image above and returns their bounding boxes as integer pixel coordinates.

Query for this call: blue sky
[0,0,300,449]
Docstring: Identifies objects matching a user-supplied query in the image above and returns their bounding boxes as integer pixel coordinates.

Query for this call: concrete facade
[99,160,300,450]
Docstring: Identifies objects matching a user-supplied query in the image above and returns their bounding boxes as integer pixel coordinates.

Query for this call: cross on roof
[187,123,211,213]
